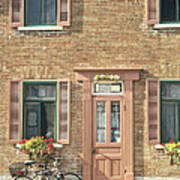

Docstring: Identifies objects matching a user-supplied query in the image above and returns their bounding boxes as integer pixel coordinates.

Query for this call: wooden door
[93,96,124,180]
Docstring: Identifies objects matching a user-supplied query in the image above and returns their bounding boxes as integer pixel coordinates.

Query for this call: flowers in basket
[17,136,54,160]
[162,140,180,165]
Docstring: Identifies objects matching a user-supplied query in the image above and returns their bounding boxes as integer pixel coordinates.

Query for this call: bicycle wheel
[63,172,81,180]
[15,176,32,180]
[34,175,57,180]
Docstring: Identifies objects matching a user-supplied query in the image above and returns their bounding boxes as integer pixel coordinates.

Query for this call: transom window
[161,0,180,23]
[93,81,123,95]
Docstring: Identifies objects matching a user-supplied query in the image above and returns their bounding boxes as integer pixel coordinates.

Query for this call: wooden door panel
[93,154,123,180]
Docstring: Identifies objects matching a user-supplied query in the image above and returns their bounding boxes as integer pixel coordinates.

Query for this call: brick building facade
[1,0,180,179]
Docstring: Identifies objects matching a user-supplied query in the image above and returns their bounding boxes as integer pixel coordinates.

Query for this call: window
[147,79,180,144]
[9,80,70,144]
[23,83,56,139]
[147,0,180,24]
[10,0,70,27]
[161,82,180,142]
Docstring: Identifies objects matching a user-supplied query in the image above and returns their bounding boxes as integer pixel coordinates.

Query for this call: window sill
[154,144,164,150]
[18,26,63,31]
[154,24,180,29]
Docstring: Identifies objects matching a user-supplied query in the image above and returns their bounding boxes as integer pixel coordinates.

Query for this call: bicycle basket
[9,162,27,177]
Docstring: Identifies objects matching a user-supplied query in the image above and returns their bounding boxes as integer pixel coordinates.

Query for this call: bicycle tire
[34,175,57,180]
[14,176,32,180]
[63,172,81,180]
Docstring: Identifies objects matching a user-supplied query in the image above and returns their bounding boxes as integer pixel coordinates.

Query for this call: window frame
[22,81,58,141]
[160,81,180,143]
[8,79,71,144]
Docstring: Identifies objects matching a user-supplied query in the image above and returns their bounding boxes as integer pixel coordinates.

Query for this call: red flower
[44,139,49,143]
[169,140,174,144]
[48,143,53,150]
[19,140,25,144]
[48,138,54,142]
[161,144,165,146]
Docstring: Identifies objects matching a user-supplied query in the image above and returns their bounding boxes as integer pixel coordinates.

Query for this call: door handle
[92,148,96,154]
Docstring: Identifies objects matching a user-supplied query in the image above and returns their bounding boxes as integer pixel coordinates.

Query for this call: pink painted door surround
[74,68,142,180]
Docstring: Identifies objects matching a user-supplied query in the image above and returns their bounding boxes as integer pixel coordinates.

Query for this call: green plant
[163,140,180,165]
[18,136,54,160]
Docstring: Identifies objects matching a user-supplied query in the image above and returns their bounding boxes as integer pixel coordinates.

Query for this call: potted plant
[162,140,180,165]
[17,136,54,160]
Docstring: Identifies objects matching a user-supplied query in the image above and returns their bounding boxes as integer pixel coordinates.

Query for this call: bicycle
[9,156,81,180]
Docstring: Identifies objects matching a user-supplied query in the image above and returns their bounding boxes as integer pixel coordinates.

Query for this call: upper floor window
[161,0,180,23]
[10,0,70,28]
[147,0,180,25]
[25,0,57,26]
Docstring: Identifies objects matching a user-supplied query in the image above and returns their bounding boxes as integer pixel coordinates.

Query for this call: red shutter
[10,0,23,27]
[9,81,22,143]
[58,80,71,144]
[147,78,160,144]
[58,0,71,26]
[147,0,159,24]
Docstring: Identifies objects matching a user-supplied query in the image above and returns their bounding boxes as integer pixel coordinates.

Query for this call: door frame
[74,68,142,180]
[92,96,124,180]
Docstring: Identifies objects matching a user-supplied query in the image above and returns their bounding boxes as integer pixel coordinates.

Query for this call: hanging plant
[93,74,120,81]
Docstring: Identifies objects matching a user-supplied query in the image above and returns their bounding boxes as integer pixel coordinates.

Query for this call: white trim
[18,26,63,31]
[135,177,180,180]
[154,24,180,29]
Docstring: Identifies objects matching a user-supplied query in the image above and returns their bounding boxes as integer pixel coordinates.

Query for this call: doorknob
[92,148,96,154]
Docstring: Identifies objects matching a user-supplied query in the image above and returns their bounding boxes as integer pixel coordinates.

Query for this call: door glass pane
[111,101,120,143]
[26,0,41,25]
[161,0,176,22]
[96,102,106,143]
[162,103,179,142]
[44,0,57,24]
[24,103,40,139]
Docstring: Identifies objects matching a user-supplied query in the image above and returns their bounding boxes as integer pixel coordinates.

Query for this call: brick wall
[1,0,180,178]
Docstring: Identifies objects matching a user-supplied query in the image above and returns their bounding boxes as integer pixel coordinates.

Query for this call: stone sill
[136,177,180,180]
[18,26,63,31]
[154,24,180,29]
